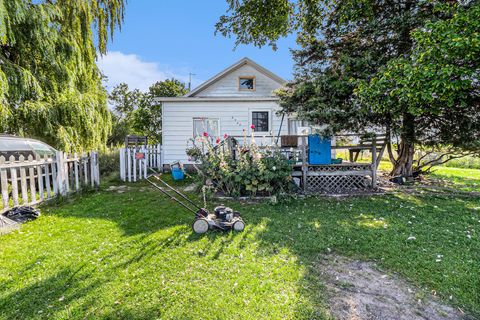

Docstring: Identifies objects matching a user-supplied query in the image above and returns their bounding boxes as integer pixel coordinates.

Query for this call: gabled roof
[185,57,286,97]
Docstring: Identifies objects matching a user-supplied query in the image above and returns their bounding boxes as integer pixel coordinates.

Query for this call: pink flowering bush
[186,134,292,197]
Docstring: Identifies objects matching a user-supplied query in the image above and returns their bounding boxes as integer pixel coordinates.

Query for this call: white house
[157,57,306,167]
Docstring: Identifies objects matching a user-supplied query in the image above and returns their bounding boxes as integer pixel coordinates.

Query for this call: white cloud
[97,51,199,92]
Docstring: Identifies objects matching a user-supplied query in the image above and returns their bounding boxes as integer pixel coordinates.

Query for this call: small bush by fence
[0,152,99,213]
[99,149,120,177]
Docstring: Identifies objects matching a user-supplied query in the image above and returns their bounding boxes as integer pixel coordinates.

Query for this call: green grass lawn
[1,173,479,319]
[429,167,480,192]
[377,160,480,193]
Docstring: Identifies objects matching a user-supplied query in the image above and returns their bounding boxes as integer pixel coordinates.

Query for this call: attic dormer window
[239,77,255,91]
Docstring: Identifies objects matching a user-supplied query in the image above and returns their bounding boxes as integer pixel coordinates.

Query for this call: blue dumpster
[308,135,331,165]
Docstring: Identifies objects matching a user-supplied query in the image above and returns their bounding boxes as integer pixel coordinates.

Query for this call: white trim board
[155,97,280,103]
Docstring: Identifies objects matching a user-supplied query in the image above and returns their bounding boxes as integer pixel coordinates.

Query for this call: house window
[251,111,269,132]
[193,118,219,138]
[239,77,255,91]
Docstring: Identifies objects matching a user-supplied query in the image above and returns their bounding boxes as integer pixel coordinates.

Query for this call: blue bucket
[171,167,185,181]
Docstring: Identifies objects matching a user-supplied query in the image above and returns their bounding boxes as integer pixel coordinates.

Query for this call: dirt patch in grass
[106,185,128,193]
[319,255,469,320]
[182,183,197,192]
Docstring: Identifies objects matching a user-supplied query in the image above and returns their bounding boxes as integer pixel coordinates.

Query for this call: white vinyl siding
[161,58,288,164]
[194,64,280,97]
[162,101,288,164]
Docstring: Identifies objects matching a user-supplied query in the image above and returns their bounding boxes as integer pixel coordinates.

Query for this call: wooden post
[127,148,132,182]
[10,156,19,207]
[371,138,377,189]
[52,155,58,195]
[132,147,137,182]
[19,155,29,204]
[301,136,308,193]
[149,145,153,169]
[90,152,95,187]
[158,144,163,172]
[28,155,36,203]
[56,151,66,195]
[36,154,44,202]
[94,152,100,186]
[138,147,142,179]
[0,156,9,210]
[143,146,147,179]
[63,152,70,193]
[82,152,88,185]
[44,155,51,199]
[74,152,80,191]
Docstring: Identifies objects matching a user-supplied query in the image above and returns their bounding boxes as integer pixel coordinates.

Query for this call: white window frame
[192,117,220,139]
[249,109,271,134]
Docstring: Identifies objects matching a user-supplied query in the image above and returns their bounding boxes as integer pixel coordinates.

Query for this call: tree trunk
[388,0,416,178]
[390,113,416,177]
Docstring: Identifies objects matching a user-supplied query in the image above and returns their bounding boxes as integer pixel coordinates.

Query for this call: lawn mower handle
[150,174,202,211]
[145,177,199,214]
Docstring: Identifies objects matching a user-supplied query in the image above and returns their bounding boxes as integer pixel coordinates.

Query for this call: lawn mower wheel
[192,218,209,234]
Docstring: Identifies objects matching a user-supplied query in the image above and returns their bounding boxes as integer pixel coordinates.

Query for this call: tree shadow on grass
[0,263,102,319]
[43,182,199,236]
[244,193,480,318]
[33,182,480,318]
[0,229,249,320]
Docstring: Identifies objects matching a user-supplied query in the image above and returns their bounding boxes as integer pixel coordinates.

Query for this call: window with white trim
[251,111,269,132]
[193,118,219,138]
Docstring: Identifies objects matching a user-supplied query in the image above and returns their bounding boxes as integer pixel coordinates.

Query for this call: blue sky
[97,1,297,92]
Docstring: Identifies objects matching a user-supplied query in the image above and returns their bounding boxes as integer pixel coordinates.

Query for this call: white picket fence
[0,151,99,213]
[119,144,162,182]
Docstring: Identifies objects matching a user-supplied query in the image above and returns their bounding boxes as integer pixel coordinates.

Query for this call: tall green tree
[0,0,125,151]
[107,83,142,146]
[217,0,479,176]
[356,4,480,173]
[132,79,188,144]
[107,79,187,145]
[147,79,188,98]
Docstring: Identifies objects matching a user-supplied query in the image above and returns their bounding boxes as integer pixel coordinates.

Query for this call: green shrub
[187,134,293,197]
[99,149,120,177]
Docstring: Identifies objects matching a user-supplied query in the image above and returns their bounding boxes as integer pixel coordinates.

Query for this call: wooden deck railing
[227,133,386,192]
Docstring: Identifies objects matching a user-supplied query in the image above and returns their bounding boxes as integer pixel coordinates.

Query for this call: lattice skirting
[306,175,371,192]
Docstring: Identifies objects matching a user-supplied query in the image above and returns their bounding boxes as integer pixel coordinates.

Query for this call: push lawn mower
[145,174,245,234]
